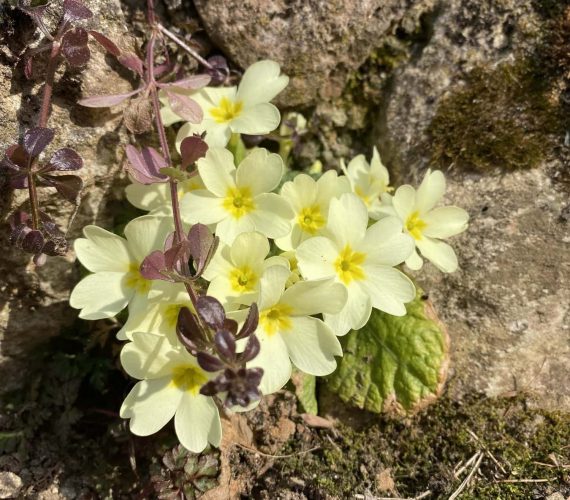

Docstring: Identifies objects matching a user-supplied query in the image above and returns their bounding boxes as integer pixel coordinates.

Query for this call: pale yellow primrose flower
[70,216,172,320]
[120,332,221,453]
[180,147,293,244]
[296,193,416,336]
[275,171,350,251]
[172,60,289,148]
[125,175,205,216]
[386,169,469,273]
[202,231,289,307]
[116,281,192,342]
[341,147,391,220]
[247,266,346,395]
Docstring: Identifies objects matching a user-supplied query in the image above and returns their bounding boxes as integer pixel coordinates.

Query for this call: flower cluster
[70,57,469,453]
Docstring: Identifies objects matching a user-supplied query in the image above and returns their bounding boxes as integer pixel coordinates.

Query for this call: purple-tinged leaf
[24,55,33,79]
[9,223,31,248]
[61,27,90,67]
[140,250,171,281]
[188,223,217,277]
[206,55,229,86]
[196,296,226,330]
[124,96,154,134]
[23,127,54,157]
[4,144,28,169]
[78,87,143,108]
[125,145,168,185]
[199,380,219,397]
[88,30,121,56]
[117,53,144,76]
[62,0,93,22]
[177,307,206,354]
[39,174,83,203]
[197,352,225,372]
[180,136,208,170]
[159,74,211,91]
[17,3,49,32]
[236,303,259,340]
[153,61,174,80]
[8,211,30,230]
[41,221,68,256]
[240,334,261,363]
[214,330,236,362]
[22,230,45,254]
[165,91,203,123]
[164,240,191,275]
[45,148,83,172]
[223,318,238,335]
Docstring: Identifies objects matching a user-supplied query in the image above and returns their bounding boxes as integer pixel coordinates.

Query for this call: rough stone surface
[0,471,23,499]
[193,0,419,107]
[0,0,132,391]
[374,0,570,410]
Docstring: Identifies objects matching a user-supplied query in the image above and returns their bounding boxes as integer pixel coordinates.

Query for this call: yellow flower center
[405,210,427,240]
[354,186,371,206]
[171,366,208,394]
[210,96,243,124]
[297,205,325,235]
[164,303,184,329]
[222,186,255,219]
[334,245,366,285]
[259,303,293,336]
[125,263,151,294]
[229,266,258,293]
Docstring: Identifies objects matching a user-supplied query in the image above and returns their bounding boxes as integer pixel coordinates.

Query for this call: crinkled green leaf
[291,370,318,415]
[327,292,449,414]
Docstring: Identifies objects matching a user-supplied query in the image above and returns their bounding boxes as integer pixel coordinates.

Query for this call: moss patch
[428,7,570,173]
[256,392,570,498]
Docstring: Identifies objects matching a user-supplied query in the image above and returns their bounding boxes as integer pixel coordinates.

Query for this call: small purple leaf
[236,303,259,340]
[62,0,93,22]
[125,145,168,184]
[159,74,211,91]
[197,352,225,372]
[39,174,83,203]
[45,148,83,172]
[223,318,238,335]
[214,330,236,362]
[117,53,144,76]
[165,91,203,123]
[196,296,226,330]
[140,250,170,281]
[78,87,143,108]
[240,334,261,363]
[206,55,229,86]
[22,230,45,254]
[88,30,121,56]
[164,240,191,275]
[188,223,216,277]
[177,307,205,353]
[61,27,90,67]
[180,136,208,170]
[23,127,54,157]
[24,55,33,79]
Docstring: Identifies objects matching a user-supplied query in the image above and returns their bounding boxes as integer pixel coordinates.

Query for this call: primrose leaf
[291,370,318,415]
[327,291,449,414]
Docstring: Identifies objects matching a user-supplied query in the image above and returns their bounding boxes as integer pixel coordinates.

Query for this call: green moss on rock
[428,6,570,173]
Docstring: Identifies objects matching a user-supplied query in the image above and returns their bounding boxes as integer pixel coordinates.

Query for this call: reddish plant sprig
[1,0,107,264]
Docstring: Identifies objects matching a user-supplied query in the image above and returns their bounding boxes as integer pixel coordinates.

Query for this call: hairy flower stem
[28,40,62,230]
[146,3,198,306]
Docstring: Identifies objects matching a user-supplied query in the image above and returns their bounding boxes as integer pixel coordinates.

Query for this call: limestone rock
[0,0,132,391]
[0,471,23,499]
[375,0,570,410]
[193,0,417,107]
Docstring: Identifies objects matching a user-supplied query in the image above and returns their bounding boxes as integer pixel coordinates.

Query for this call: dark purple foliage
[62,0,93,23]
[61,27,90,67]
[180,136,208,170]
[125,145,168,184]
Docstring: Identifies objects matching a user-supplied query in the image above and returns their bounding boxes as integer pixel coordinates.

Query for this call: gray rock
[193,0,420,107]
[0,0,132,391]
[375,0,570,410]
[0,471,23,499]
